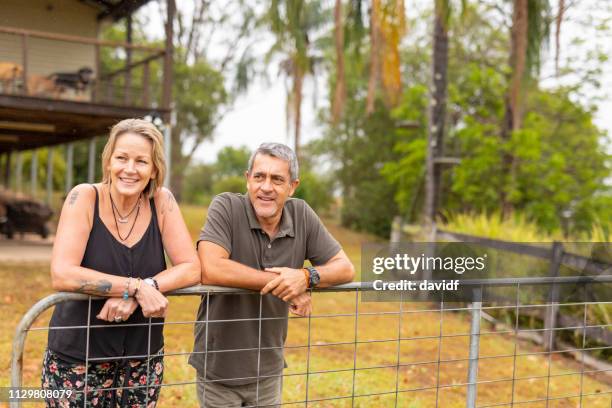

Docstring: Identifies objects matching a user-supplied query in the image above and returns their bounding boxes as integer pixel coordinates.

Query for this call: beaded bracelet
[123,277,131,300]
[133,278,142,297]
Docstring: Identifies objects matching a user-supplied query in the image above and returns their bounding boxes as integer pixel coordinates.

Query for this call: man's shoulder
[285,197,309,212]
[285,197,321,224]
[212,192,247,207]
[206,193,248,224]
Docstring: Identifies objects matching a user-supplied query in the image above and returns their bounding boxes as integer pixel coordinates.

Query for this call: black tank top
[48,185,166,363]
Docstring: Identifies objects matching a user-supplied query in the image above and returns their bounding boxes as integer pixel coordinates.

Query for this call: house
[0,0,174,200]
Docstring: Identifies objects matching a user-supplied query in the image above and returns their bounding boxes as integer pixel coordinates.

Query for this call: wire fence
[10,276,612,407]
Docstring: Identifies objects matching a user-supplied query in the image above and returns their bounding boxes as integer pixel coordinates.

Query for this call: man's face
[246,153,299,222]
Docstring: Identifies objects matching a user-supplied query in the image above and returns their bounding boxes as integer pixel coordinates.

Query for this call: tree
[329,0,406,121]
[330,0,367,124]
[182,146,251,204]
[424,0,461,225]
[331,0,346,124]
[183,163,215,204]
[170,60,227,200]
[452,87,609,233]
[318,92,401,237]
[314,0,610,237]
[215,145,251,178]
[212,176,246,195]
[500,0,551,216]
[293,170,333,213]
[316,0,408,237]
[157,0,260,200]
[266,0,328,159]
[383,2,610,236]
[365,0,406,115]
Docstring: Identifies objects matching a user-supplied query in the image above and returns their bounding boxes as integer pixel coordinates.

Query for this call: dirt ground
[0,235,53,262]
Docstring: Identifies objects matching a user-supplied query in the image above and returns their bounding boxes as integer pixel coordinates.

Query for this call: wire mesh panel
[9,278,612,407]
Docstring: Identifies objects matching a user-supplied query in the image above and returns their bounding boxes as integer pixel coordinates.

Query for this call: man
[189,143,354,407]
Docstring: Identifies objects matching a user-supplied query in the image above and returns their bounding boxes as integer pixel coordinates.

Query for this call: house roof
[80,0,155,22]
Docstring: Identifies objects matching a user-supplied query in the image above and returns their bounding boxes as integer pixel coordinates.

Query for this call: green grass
[441,211,611,242]
[441,212,560,242]
[1,204,610,407]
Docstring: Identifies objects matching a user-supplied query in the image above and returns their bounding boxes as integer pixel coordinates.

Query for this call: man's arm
[261,249,355,301]
[199,241,278,290]
[308,249,355,287]
[199,241,313,316]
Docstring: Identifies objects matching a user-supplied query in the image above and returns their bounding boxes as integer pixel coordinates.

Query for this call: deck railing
[0,25,166,109]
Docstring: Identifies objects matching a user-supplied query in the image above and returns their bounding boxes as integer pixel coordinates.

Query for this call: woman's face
[108,132,156,197]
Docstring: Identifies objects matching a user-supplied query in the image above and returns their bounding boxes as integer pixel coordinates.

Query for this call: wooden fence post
[544,241,563,351]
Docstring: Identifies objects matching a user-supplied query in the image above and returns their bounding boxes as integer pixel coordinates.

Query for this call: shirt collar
[244,194,295,238]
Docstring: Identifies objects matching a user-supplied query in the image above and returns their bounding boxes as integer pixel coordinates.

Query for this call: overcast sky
[141,1,612,164]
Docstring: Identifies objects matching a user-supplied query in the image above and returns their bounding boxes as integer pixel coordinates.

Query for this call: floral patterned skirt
[41,348,164,407]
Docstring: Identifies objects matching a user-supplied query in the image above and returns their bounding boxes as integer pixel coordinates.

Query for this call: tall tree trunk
[366,0,381,115]
[555,0,565,76]
[332,0,346,124]
[293,65,304,160]
[500,0,528,218]
[380,0,406,108]
[170,126,185,201]
[424,7,449,225]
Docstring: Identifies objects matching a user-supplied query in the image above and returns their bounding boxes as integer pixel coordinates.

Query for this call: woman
[41,118,200,407]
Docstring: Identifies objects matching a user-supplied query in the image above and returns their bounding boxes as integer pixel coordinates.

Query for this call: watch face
[308,267,320,286]
[312,272,321,285]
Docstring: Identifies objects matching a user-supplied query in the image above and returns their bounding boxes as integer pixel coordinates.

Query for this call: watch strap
[303,268,310,288]
[306,266,320,288]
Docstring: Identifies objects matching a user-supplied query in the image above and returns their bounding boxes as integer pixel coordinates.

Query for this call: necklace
[109,187,141,241]
[109,189,140,223]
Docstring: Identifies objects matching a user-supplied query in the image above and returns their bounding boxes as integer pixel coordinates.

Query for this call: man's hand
[289,292,312,317]
[97,297,138,322]
[261,267,308,301]
[135,283,169,318]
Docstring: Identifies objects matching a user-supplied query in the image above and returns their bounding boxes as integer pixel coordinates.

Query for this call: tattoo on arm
[163,191,175,214]
[76,279,112,295]
[68,190,79,206]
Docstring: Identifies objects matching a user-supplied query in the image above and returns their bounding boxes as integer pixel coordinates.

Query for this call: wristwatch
[305,266,320,288]
[143,278,159,291]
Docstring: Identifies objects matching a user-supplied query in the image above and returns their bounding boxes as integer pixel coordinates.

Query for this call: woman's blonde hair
[101,118,166,198]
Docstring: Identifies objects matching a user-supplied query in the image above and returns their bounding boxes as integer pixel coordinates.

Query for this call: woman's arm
[154,188,201,292]
[50,184,132,296]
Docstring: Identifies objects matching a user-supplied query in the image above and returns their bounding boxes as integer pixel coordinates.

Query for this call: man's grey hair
[247,143,299,181]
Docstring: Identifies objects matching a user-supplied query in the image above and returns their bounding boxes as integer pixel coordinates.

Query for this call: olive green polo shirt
[189,193,341,385]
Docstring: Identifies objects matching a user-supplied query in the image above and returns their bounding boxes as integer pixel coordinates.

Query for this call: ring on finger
[114,316,123,322]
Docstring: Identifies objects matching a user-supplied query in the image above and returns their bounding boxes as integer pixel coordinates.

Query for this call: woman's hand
[97,297,138,322]
[135,282,169,318]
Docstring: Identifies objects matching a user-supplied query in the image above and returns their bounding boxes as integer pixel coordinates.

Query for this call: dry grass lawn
[0,204,610,407]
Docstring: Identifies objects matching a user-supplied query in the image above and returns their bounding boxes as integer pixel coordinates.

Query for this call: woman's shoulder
[152,186,175,204]
[152,187,178,216]
[59,184,97,227]
[66,183,97,206]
